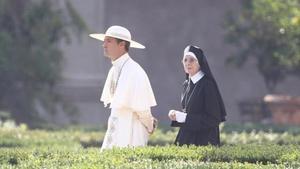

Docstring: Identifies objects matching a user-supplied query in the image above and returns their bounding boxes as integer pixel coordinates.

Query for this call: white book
[175,111,187,123]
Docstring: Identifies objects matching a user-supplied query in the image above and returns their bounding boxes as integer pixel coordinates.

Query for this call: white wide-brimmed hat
[89,25,145,49]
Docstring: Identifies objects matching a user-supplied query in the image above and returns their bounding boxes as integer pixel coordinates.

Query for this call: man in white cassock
[89,25,157,150]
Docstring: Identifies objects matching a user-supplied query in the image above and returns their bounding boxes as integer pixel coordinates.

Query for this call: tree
[0,0,86,126]
[224,0,300,93]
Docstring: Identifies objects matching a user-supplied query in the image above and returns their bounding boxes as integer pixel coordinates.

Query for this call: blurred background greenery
[0,0,87,127]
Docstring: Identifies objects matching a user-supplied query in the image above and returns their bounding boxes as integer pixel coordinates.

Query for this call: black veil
[183,45,227,121]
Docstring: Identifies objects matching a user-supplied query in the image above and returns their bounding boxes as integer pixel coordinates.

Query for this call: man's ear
[119,41,126,48]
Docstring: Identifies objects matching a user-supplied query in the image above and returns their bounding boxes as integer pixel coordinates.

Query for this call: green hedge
[2,127,300,148]
[0,145,299,169]
[1,126,300,168]
[222,123,300,135]
[0,128,103,148]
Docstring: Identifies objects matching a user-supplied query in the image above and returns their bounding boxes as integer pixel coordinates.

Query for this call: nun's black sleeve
[171,121,184,127]
[184,80,222,130]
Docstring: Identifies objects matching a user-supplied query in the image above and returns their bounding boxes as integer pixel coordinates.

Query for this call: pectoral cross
[109,67,118,96]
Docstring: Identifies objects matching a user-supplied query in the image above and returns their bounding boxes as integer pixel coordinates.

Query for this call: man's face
[102,36,124,60]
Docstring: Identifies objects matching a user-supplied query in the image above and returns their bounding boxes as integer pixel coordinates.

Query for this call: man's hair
[116,38,130,52]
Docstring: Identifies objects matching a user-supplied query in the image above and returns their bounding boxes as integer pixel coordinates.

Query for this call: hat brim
[89,33,145,49]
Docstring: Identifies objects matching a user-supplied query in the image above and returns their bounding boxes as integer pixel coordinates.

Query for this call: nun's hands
[168,110,176,121]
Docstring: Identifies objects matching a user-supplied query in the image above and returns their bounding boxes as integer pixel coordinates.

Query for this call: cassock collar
[112,53,130,69]
[190,71,205,84]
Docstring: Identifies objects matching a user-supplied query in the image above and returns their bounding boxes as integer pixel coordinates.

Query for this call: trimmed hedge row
[0,145,299,169]
[2,128,300,148]
[0,128,102,148]
[222,123,300,135]
[1,126,300,169]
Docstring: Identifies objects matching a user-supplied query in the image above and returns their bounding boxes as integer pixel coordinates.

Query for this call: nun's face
[182,55,200,77]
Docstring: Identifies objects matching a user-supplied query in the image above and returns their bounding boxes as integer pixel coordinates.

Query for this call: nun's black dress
[171,45,226,146]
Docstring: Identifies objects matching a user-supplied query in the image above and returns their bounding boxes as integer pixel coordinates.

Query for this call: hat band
[106,32,131,41]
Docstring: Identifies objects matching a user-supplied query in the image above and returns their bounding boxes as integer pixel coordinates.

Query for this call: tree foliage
[0,0,86,125]
[224,0,300,92]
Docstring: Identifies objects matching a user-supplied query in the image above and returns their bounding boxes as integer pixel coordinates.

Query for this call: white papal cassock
[100,53,157,150]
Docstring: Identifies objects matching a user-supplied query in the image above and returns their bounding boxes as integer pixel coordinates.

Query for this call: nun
[168,45,226,146]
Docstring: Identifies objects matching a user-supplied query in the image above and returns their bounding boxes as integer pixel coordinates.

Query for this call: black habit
[171,45,226,146]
